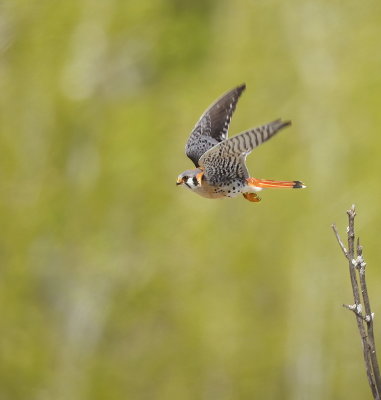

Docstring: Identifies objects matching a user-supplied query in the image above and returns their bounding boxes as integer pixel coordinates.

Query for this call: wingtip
[237,83,246,92]
[279,119,292,128]
[270,118,292,131]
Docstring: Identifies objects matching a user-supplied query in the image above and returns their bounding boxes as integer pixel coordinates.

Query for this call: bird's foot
[243,193,261,202]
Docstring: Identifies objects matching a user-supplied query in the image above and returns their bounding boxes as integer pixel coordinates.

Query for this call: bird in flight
[176,84,306,202]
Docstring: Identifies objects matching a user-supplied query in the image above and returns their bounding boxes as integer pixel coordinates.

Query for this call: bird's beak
[176,177,183,186]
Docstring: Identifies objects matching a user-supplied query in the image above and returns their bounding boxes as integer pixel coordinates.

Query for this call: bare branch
[331,223,349,259]
[343,303,369,321]
[332,205,381,400]
[356,239,381,394]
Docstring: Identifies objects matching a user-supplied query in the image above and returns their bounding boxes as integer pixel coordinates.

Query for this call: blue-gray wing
[198,119,291,185]
[185,84,246,167]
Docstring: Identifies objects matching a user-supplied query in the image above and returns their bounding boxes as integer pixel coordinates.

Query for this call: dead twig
[332,205,381,400]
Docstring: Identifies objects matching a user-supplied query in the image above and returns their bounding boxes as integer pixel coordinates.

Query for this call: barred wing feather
[199,119,291,184]
[185,84,246,167]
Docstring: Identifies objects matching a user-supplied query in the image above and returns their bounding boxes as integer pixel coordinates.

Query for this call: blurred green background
[1,0,381,399]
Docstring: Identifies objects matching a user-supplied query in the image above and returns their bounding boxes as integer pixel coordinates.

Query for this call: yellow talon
[243,193,261,202]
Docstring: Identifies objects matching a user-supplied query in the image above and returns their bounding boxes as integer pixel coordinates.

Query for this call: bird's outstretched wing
[198,119,291,185]
[185,84,246,167]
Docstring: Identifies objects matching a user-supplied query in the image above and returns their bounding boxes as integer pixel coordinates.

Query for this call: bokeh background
[1,0,381,399]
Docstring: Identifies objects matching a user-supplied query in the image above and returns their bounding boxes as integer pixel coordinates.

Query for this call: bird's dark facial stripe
[185,182,191,189]
[193,177,198,186]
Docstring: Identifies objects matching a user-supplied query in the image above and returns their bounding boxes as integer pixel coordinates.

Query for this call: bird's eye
[183,176,188,180]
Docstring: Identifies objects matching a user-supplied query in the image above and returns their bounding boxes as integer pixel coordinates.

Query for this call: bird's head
[176,168,204,189]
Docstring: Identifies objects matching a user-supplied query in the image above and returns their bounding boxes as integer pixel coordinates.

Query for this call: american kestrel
[176,84,306,202]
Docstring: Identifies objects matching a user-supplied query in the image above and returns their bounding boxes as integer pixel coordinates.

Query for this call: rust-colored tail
[247,177,306,189]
